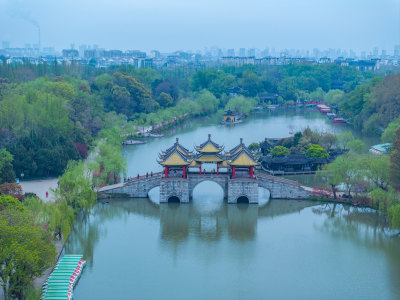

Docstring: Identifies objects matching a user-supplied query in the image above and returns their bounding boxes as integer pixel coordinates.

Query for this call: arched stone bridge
[98,172,312,204]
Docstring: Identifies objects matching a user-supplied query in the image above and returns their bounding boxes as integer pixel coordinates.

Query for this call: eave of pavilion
[158,150,191,166]
[195,134,224,153]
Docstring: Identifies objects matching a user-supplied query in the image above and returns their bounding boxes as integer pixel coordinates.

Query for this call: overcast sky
[0,0,399,53]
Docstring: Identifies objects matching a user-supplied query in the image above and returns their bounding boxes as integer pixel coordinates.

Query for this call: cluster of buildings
[1,42,400,69]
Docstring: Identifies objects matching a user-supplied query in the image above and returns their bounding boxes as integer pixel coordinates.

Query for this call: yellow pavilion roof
[198,143,221,153]
[228,152,258,166]
[196,134,224,153]
[159,152,190,166]
[195,155,224,162]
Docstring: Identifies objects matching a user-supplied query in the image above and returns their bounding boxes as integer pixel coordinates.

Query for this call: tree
[0,208,55,299]
[320,133,338,151]
[225,96,257,115]
[238,70,261,97]
[390,129,400,190]
[248,142,260,153]
[361,155,391,191]
[382,117,400,143]
[347,139,365,153]
[0,194,24,211]
[156,92,174,108]
[196,89,219,113]
[270,146,290,157]
[0,149,15,184]
[388,204,400,230]
[318,155,359,198]
[324,89,344,104]
[306,144,329,158]
[337,131,355,150]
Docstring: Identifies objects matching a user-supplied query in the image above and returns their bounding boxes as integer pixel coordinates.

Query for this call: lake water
[65,110,398,299]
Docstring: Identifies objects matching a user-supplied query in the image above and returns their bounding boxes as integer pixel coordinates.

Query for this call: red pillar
[232,166,235,179]
[183,166,186,179]
[165,166,168,178]
[217,164,219,175]
[250,166,253,179]
[200,164,202,175]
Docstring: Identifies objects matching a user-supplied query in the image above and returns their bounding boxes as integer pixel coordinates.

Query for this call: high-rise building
[227,49,235,56]
[239,48,246,57]
[247,48,255,57]
[373,47,379,56]
[79,45,87,57]
[394,45,400,56]
[2,41,10,49]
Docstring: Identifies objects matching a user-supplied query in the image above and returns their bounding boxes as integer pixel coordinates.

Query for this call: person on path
[46,191,48,198]
[146,172,149,178]
[151,171,153,177]
[137,174,139,179]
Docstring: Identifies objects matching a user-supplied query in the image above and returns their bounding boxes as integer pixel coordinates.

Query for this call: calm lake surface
[66,110,399,300]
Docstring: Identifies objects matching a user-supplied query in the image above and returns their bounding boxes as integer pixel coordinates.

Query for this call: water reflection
[313,204,400,299]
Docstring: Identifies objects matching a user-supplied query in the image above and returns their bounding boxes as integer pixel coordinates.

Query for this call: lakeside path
[20,178,59,202]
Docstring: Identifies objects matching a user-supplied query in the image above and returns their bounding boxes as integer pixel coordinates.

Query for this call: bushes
[306,144,328,158]
[270,146,290,157]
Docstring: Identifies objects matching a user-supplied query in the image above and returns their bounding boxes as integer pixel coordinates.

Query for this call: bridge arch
[189,177,228,200]
[167,195,181,203]
[236,195,250,204]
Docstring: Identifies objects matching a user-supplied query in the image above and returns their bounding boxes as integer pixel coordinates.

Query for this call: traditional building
[194,134,225,174]
[158,135,259,180]
[225,138,259,179]
[158,138,193,178]
[223,110,238,123]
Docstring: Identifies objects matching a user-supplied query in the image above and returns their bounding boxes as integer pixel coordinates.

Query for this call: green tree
[156,92,174,108]
[347,139,365,153]
[270,146,290,157]
[0,209,55,299]
[324,89,344,104]
[361,155,391,191]
[390,129,400,190]
[248,142,260,153]
[306,144,329,158]
[320,133,337,151]
[388,204,400,230]
[225,96,257,115]
[0,149,15,184]
[196,89,219,113]
[337,131,355,150]
[0,194,24,211]
[382,118,400,143]
[56,160,97,210]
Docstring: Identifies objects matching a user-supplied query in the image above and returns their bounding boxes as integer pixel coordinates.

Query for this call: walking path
[20,178,58,203]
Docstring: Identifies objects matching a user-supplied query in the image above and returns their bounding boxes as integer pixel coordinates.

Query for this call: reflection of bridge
[98,198,318,242]
[98,171,312,203]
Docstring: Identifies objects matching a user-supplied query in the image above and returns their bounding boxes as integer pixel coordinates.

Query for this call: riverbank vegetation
[316,129,400,230]
[0,194,56,299]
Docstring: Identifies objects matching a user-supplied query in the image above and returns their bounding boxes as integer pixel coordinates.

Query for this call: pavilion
[158,135,259,179]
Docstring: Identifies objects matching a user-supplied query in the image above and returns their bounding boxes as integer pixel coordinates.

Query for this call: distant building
[227,49,235,56]
[84,49,97,59]
[395,45,400,57]
[248,48,255,57]
[126,50,146,58]
[62,49,79,58]
[239,48,246,57]
[2,41,10,49]
[221,56,255,66]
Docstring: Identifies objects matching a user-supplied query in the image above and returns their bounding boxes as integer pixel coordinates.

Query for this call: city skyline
[1,0,399,53]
